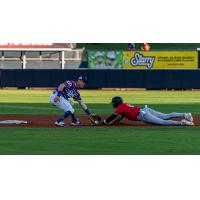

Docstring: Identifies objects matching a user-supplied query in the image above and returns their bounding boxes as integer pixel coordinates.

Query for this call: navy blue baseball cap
[78,76,88,83]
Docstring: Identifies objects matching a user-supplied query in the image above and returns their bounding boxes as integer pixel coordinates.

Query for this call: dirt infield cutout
[0,114,200,128]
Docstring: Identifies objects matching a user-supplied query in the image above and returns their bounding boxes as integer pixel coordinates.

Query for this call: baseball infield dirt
[0,114,200,128]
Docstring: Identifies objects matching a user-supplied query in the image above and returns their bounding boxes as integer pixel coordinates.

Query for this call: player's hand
[54,96,60,103]
[100,120,107,125]
[89,114,102,125]
[89,113,96,117]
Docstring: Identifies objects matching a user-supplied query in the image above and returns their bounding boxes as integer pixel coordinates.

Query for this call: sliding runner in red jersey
[101,96,194,126]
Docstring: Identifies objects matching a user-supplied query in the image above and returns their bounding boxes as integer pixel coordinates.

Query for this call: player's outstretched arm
[77,99,87,110]
[102,113,123,125]
[77,99,94,116]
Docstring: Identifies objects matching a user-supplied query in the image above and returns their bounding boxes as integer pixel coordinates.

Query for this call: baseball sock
[57,111,72,123]
[71,113,78,123]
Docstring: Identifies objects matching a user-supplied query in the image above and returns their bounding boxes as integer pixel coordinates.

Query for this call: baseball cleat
[54,121,67,127]
[181,119,194,126]
[71,120,81,126]
[184,113,193,122]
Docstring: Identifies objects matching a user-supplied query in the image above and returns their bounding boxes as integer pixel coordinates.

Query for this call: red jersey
[115,103,141,121]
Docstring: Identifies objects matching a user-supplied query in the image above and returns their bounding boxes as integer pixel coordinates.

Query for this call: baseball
[94,120,99,125]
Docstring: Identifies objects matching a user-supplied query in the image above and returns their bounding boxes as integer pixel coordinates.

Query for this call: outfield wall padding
[1,69,200,89]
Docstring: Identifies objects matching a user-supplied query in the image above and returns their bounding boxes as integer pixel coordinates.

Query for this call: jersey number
[66,81,72,87]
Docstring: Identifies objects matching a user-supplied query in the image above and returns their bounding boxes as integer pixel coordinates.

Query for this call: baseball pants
[49,92,75,113]
[137,106,184,125]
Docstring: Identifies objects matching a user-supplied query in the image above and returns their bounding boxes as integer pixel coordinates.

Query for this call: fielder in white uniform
[50,76,93,127]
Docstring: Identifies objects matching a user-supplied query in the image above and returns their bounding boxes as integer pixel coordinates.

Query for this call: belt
[138,106,148,116]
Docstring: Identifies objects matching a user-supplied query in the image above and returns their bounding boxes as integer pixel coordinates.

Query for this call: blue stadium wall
[1,69,200,89]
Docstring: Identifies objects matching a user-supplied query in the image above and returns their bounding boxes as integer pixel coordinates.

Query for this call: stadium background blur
[1,43,200,90]
[1,43,200,69]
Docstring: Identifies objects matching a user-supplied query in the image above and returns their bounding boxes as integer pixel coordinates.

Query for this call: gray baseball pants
[137,106,184,125]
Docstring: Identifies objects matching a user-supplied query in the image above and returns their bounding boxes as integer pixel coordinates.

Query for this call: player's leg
[138,109,193,125]
[57,97,79,124]
[50,93,78,126]
[54,98,74,126]
[145,107,185,119]
[147,107,193,121]
[70,113,81,125]
[55,110,73,126]
[57,97,81,125]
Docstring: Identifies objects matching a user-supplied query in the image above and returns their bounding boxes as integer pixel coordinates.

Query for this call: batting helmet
[112,96,123,108]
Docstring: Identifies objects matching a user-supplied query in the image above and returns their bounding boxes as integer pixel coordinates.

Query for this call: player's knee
[63,107,74,113]
[68,107,74,114]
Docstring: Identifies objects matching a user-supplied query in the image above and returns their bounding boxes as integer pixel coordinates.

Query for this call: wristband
[85,109,91,115]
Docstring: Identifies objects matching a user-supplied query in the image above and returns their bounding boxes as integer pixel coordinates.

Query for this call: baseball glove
[89,114,102,125]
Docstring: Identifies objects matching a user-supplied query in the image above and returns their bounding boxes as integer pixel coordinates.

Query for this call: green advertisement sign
[88,50,122,69]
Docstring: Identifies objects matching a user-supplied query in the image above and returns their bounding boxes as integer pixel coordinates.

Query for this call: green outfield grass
[1,89,200,154]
